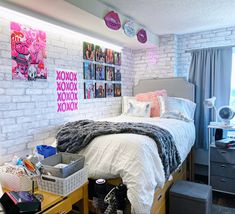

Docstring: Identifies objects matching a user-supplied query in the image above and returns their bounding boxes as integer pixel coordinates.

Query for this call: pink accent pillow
[135,90,167,117]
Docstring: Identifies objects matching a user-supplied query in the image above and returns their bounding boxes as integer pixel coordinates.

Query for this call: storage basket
[37,167,88,196]
[0,171,33,191]
[40,153,85,178]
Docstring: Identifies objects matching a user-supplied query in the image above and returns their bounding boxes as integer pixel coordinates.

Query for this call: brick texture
[0,17,134,164]
[177,27,235,77]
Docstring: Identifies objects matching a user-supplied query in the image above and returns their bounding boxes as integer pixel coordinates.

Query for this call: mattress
[74,115,195,213]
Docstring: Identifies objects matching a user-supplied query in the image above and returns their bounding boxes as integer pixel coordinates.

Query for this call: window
[230,51,235,120]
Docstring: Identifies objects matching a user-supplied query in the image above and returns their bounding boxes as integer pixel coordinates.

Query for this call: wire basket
[37,167,88,196]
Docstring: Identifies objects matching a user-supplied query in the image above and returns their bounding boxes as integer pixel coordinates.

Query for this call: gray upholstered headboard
[133,77,195,102]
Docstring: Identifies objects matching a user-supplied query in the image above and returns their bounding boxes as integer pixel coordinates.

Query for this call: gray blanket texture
[56,120,181,179]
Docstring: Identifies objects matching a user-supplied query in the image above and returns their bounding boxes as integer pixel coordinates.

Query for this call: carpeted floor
[212,204,235,214]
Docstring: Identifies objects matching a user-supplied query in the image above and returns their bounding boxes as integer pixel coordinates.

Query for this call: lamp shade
[204,97,216,108]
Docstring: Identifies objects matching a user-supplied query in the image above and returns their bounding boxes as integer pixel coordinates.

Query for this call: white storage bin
[37,167,88,196]
[0,172,32,191]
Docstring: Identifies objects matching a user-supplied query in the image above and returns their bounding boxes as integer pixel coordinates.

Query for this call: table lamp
[204,96,219,125]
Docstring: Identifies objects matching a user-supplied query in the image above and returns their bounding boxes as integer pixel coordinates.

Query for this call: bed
[57,77,195,214]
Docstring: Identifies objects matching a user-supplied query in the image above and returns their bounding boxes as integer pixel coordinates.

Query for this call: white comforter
[75,115,195,213]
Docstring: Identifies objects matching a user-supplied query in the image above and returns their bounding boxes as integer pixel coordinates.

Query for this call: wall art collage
[83,42,122,99]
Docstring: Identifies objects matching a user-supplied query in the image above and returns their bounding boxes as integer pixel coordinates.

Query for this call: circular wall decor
[137,28,147,43]
[123,21,136,37]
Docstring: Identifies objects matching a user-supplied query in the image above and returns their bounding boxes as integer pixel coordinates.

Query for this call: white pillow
[125,100,151,117]
[158,96,196,122]
[122,96,136,114]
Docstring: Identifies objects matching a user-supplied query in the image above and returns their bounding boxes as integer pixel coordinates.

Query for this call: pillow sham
[125,100,151,117]
[135,90,167,117]
[122,96,136,114]
[158,96,196,122]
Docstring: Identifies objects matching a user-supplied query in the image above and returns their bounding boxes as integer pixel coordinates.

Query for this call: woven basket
[37,167,88,196]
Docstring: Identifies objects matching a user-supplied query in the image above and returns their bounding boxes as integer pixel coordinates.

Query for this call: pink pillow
[135,90,167,117]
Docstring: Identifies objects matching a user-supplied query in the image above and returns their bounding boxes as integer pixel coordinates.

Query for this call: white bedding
[75,115,195,213]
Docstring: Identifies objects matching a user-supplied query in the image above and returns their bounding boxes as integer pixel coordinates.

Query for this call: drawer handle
[220,179,226,182]
[221,151,227,154]
[157,194,162,202]
[57,212,66,214]
[220,165,226,168]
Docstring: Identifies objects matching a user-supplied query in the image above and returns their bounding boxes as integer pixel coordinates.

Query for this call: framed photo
[95,64,105,80]
[105,49,114,64]
[83,42,95,61]
[84,81,95,99]
[95,45,106,63]
[114,52,121,65]
[83,62,95,80]
[105,66,114,81]
[114,68,121,81]
[106,83,114,97]
[95,82,106,98]
[114,83,122,97]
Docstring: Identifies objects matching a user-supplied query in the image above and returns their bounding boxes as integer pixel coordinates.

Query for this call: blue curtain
[188,47,232,149]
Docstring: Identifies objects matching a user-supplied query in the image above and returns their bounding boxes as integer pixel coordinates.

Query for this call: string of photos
[83,42,122,99]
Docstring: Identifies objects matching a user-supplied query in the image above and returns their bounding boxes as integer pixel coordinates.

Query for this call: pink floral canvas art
[11,22,47,80]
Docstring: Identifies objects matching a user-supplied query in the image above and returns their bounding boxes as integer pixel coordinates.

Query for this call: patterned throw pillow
[135,90,167,117]
[125,100,152,117]
[122,96,136,114]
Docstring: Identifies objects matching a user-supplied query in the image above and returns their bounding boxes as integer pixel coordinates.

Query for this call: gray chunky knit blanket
[56,120,181,179]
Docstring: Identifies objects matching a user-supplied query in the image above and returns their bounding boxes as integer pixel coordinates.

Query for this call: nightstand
[3,182,88,214]
[208,124,235,195]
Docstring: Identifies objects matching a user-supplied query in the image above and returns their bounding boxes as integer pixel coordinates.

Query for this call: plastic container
[40,152,85,178]
[0,171,32,191]
[36,145,56,158]
[37,167,88,196]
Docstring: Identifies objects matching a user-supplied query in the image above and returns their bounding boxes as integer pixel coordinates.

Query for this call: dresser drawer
[210,147,235,164]
[43,197,72,214]
[211,162,235,179]
[211,175,235,193]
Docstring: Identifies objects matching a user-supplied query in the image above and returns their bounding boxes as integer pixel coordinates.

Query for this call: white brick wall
[133,34,178,84]
[133,27,235,81]
[177,26,235,77]
[0,17,134,164]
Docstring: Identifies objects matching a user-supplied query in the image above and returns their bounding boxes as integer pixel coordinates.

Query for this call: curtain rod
[185,45,235,53]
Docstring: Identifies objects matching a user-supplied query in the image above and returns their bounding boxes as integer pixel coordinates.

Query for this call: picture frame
[114,83,122,97]
[105,48,114,64]
[95,82,106,98]
[95,45,106,63]
[106,83,114,97]
[114,52,121,65]
[83,42,95,61]
[84,81,95,99]
[105,66,114,81]
[114,68,121,81]
[95,64,105,80]
[83,62,95,80]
